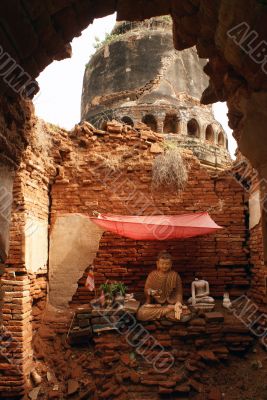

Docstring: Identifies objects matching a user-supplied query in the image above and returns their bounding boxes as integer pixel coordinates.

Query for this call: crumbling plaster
[49,214,104,308]
[0,166,14,261]
[25,216,48,274]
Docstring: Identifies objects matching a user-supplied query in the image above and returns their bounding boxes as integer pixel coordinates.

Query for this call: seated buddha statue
[137,251,191,321]
[188,278,215,311]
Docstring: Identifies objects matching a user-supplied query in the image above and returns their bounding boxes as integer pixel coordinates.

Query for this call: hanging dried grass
[152,147,188,192]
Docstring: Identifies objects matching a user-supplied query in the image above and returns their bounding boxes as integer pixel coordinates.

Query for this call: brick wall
[1,120,265,397]
[249,220,266,310]
[232,154,266,311]
[0,120,61,397]
[71,176,249,303]
[49,123,250,305]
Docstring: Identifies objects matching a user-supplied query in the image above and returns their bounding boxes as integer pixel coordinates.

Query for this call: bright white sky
[33,14,237,158]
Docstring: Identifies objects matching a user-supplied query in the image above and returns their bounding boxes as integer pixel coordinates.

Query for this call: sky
[33,14,237,158]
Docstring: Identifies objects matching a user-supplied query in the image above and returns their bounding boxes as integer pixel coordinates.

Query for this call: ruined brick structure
[232,154,267,315]
[37,306,254,399]
[82,18,229,168]
[0,114,265,397]
[62,132,245,308]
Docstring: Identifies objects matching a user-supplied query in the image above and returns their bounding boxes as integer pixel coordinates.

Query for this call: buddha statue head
[156,251,172,274]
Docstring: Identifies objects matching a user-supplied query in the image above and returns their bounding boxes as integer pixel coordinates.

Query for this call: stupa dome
[81,17,230,168]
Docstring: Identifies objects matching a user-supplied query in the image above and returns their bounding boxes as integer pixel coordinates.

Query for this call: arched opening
[121,116,134,127]
[163,114,179,134]
[187,119,200,138]
[218,131,225,147]
[142,114,158,132]
[2,3,267,399]
[205,125,215,144]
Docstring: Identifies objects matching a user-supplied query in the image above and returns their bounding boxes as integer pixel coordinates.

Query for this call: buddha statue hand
[174,301,183,320]
[148,289,162,296]
[165,302,188,321]
[148,288,162,301]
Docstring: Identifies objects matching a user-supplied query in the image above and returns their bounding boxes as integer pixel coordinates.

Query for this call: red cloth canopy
[90,212,222,241]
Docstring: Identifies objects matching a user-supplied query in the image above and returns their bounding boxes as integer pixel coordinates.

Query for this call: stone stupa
[81,17,230,168]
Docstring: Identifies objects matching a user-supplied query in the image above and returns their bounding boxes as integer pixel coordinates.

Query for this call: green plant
[162,140,179,151]
[99,283,112,295]
[160,15,172,23]
[94,36,100,45]
[93,32,123,50]
[47,122,62,133]
[111,282,128,296]
[100,282,127,296]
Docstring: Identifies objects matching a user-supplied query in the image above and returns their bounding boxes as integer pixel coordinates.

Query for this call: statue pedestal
[189,303,215,312]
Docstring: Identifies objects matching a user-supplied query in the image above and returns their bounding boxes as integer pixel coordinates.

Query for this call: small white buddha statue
[223,292,231,309]
[188,278,215,311]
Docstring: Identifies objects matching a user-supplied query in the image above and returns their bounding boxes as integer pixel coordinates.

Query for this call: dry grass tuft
[152,147,188,192]
[95,154,121,171]
[94,146,134,171]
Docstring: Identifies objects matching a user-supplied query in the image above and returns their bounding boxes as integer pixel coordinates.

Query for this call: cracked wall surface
[49,214,104,308]
[0,165,14,261]
[81,19,208,121]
